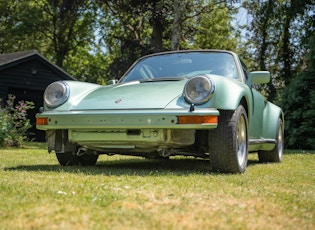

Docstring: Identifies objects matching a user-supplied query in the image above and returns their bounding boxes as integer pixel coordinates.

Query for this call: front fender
[209,77,252,111]
[166,76,253,118]
[43,81,103,111]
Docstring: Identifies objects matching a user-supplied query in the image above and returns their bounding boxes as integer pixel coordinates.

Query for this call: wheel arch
[262,102,284,140]
[209,77,252,114]
[239,97,249,123]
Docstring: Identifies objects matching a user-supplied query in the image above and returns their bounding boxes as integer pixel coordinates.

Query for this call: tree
[171,0,238,50]
[97,0,158,79]
[192,2,238,50]
[63,46,111,84]
[243,0,315,102]
[42,0,97,68]
[97,0,240,79]
[281,35,315,149]
[0,0,97,71]
[1,0,241,83]
[0,0,46,53]
[171,0,186,50]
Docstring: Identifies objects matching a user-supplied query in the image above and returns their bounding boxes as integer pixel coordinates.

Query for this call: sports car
[36,50,284,173]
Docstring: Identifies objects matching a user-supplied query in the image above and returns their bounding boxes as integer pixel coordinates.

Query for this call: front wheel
[56,152,79,166]
[78,154,99,166]
[208,105,248,173]
[56,151,99,166]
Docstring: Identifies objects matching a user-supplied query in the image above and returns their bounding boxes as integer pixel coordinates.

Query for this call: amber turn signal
[36,117,48,125]
[178,115,218,124]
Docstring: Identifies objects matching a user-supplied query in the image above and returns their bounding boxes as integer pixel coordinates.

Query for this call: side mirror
[248,71,270,86]
[107,79,117,85]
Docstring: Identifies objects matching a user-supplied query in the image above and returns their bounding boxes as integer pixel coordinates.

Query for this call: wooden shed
[0,50,75,142]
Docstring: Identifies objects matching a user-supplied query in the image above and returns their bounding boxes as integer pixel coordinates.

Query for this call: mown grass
[0,143,314,230]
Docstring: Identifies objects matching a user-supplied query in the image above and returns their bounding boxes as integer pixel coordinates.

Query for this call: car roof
[139,49,238,59]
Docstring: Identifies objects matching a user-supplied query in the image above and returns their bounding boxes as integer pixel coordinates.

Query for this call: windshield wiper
[139,76,186,83]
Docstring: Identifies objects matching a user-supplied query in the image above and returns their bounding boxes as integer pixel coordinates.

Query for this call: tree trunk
[171,0,185,50]
[281,15,292,85]
[151,13,164,52]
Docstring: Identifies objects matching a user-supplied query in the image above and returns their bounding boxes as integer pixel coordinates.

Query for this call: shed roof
[0,50,75,80]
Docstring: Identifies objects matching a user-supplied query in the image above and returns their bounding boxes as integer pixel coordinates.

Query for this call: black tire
[78,154,99,166]
[258,118,284,163]
[56,152,79,166]
[56,152,99,166]
[208,105,248,173]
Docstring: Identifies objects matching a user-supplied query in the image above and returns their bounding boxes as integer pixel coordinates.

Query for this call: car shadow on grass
[4,157,261,176]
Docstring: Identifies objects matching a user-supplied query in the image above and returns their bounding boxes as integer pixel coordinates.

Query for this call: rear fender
[261,102,284,149]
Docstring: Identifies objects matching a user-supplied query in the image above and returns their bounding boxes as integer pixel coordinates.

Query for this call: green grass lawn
[0,144,314,230]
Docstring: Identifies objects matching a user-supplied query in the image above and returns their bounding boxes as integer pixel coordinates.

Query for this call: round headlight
[44,81,70,108]
[184,75,215,104]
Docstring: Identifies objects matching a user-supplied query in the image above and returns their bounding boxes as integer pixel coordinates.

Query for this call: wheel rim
[278,121,284,159]
[237,114,247,167]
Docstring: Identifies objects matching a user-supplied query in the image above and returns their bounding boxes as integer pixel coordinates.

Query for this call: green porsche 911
[36,50,284,173]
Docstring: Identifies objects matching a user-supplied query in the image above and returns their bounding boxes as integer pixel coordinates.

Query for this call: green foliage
[0,0,242,82]
[98,0,169,79]
[98,0,241,79]
[41,0,98,67]
[0,0,97,69]
[0,95,35,147]
[281,35,315,149]
[242,0,314,102]
[63,46,111,84]
[0,0,46,52]
[192,4,238,50]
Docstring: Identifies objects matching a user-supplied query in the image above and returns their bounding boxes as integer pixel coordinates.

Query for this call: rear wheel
[258,118,284,163]
[208,105,248,173]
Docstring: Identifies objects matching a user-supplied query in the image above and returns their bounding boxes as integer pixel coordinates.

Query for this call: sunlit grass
[0,144,314,229]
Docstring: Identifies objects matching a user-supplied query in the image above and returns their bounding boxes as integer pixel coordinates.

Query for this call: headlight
[184,75,215,104]
[44,81,70,108]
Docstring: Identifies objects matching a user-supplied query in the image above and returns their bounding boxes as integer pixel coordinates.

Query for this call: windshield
[120,52,239,83]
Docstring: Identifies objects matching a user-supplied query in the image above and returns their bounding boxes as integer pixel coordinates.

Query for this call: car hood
[71,80,187,110]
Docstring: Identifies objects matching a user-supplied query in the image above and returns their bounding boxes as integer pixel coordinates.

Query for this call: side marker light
[36,117,48,125]
[178,116,218,124]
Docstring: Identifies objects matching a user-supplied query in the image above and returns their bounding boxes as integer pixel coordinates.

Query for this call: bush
[0,94,35,147]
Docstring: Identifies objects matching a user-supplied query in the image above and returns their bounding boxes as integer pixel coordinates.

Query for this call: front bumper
[37,109,219,153]
[36,108,220,130]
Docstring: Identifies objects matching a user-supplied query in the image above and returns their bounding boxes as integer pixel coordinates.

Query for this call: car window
[120,52,240,83]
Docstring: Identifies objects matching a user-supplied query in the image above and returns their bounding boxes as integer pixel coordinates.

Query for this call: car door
[249,88,266,139]
[240,62,266,139]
